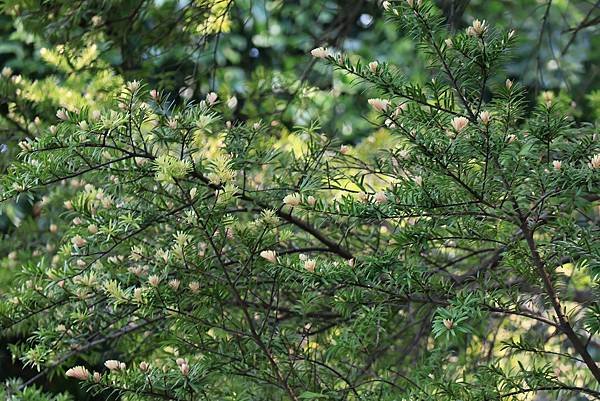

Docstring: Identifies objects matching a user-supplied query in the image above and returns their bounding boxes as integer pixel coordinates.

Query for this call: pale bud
[260,250,278,263]
[450,116,469,132]
[588,154,600,169]
[310,47,331,59]
[227,96,238,110]
[139,361,150,372]
[469,19,487,37]
[66,366,90,381]
[71,235,87,248]
[368,98,389,112]
[126,80,141,92]
[368,61,379,73]
[104,360,122,371]
[478,111,491,125]
[304,259,316,272]
[2,66,13,77]
[56,109,69,121]
[169,279,181,291]
[180,363,190,376]
[206,92,218,105]
[148,275,160,287]
[189,281,200,293]
[91,15,103,27]
[283,193,302,207]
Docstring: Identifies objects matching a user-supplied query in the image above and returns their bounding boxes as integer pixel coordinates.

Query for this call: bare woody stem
[522,226,600,384]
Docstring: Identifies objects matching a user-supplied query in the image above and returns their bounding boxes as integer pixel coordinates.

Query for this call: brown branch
[522,226,600,384]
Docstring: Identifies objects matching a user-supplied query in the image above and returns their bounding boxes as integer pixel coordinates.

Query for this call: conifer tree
[1,1,600,400]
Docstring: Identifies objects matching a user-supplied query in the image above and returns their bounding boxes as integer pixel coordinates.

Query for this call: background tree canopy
[0,1,599,400]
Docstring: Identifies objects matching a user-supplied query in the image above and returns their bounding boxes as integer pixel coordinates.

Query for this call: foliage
[1,1,600,400]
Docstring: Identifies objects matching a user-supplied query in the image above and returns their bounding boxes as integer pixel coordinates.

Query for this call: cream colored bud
[169,279,181,291]
[2,66,13,77]
[283,193,302,207]
[56,109,69,121]
[91,15,103,27]
[368,61,379,73]
[227,96,238,109]
[443,319,454,330]
[189,281,200,293]
[368,98,389,112]
[478,111,491,125]
[180,363,190,376]
[260,250,278,263]
[104,360,122,371]
[451,116,469,132]
[66,366,90,381]
[206,92,218,105]
[71,235,87,248]
[304,259,316,272]
[126,80,141,92]
[310,47,331,59]
[470,19,487,36]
